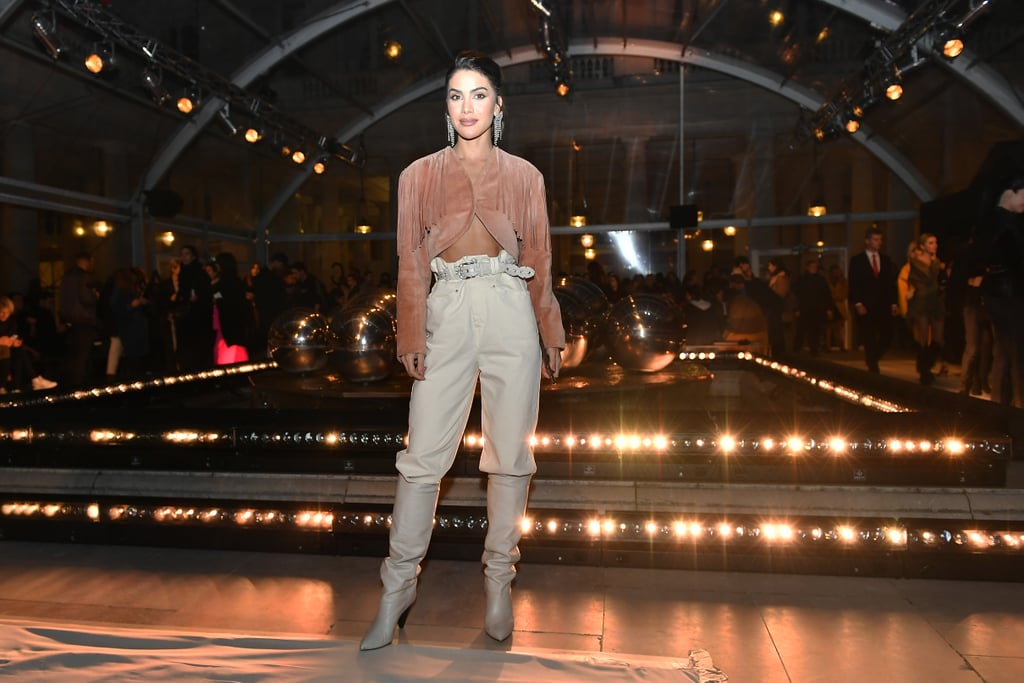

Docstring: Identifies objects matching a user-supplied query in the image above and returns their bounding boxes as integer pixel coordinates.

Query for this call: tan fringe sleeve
[395,162,433,357]
[518,165,565,350]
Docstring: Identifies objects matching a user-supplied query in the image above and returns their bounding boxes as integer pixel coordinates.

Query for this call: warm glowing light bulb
[244,127,262,143]
[84,52,105,74]
[769,10,784,27]
[886,83,903,101]
[291,149,306,164]
[701,239,714,252]
[176,96,194,114]
[942,38,964,59]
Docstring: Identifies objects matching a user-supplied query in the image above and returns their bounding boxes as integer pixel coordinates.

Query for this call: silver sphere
[554,277,609,369]
[268,308,333,374]
[607,294,683,372]
[344,288,397,320]
[329,305,397,382]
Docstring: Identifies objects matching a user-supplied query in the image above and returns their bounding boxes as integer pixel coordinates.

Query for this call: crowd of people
[0,247,387,394]
[3,176,1022,410]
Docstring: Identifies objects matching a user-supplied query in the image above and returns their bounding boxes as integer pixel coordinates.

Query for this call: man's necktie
[871,253,879,277]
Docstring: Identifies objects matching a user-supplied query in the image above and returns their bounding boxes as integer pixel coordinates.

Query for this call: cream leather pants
[396,263,541,482]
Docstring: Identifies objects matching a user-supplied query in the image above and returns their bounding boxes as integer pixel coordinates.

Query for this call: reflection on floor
[1,540,1023,682]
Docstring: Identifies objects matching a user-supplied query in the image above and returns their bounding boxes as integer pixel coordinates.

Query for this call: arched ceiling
[2,0,1022,245]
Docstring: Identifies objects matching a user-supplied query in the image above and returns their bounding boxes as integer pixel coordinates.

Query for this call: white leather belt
[431,252,535,281]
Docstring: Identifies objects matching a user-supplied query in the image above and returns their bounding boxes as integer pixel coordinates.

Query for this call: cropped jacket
[395,145,565,357]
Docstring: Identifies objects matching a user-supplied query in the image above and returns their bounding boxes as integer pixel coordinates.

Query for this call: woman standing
[360,51,564,651]
[905,233,947,384]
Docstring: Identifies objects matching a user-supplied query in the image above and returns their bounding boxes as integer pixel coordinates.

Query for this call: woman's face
[447,68,501,145]
[922,236,938,254]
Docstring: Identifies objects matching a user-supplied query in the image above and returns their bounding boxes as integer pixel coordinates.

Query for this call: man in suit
[848,226,899,373]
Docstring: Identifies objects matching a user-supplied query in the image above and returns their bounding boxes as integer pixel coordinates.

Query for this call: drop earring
[492,111,503,146]
[446,113,455,147]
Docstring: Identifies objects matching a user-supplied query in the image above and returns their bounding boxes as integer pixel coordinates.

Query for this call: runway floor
[1,539,1023,682]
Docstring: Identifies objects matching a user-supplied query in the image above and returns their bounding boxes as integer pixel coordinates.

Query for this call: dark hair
[864,226,883,240]
[180,244,198,259]
[214,252,239,279]
[1004,174,1024,192]
[445,50,502,94]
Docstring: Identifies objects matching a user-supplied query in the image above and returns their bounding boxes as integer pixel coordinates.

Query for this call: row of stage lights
[0,360,275,409]
[803,0,986,142]
[738,352,911,413]
[0,423,1003,459]
[3,500,1022,554]
[30,5,355,174]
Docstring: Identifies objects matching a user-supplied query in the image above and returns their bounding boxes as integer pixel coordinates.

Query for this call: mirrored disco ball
[268,308,333,373]
[607,294,683,372]
[343,288,397,320]
[554,277,609,369]
[329,305,397,382]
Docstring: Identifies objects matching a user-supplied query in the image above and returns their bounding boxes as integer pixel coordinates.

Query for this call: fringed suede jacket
[395,145,565,357]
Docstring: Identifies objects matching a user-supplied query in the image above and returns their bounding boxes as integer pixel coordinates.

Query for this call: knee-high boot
[481,474,531,641]
[359,477,439,651]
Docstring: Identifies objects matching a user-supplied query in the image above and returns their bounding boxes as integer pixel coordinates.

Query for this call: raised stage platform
[2,351,1022,581]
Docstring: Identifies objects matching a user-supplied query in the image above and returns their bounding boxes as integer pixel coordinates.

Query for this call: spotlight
[31,13,62,61]
[176,86,200,114]
[555,76,571,97]
[942,37,964,59]
[580,233,594,248]
[885,82,903,101]
[935,26,964,59]
[701,239,714,252]
[843,116,860,134]
[313,160,326,175]
[768,10,784,27]
[570,215,586,228]
[291,149,306,164]
[244,126,263,143]
[383,40,402,61]
[723,225,737,237]
[142,69,171,107]
[158,231,175,246]
[84,44,115,75]
[217,106,239,136]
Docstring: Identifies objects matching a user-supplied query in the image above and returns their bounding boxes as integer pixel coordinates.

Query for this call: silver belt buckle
[455,260,480,279]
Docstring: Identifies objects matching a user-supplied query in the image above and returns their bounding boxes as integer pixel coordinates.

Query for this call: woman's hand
[543,347,561,381]
[400,353,426,380]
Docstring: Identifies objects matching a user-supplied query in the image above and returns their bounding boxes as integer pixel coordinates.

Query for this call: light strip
[0,362,276,409]
[5,501,1023,554]
[739,352,913,412]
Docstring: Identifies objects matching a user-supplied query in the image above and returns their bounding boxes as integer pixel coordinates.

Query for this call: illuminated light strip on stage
[0,501,333,530]
[0,361,277,409]
[0,424,1004,457]
[4,500,1024,554]
[464,433,1002,457]
[339,510,1024,554]
[738,352,912,413]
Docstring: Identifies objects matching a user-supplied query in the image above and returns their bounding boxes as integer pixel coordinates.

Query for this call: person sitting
[0,295,57,392]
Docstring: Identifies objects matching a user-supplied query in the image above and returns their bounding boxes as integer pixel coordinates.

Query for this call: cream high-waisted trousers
[396,252,542,482]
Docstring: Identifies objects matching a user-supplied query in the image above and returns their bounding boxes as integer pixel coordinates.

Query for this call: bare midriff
[440,153,501,261]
